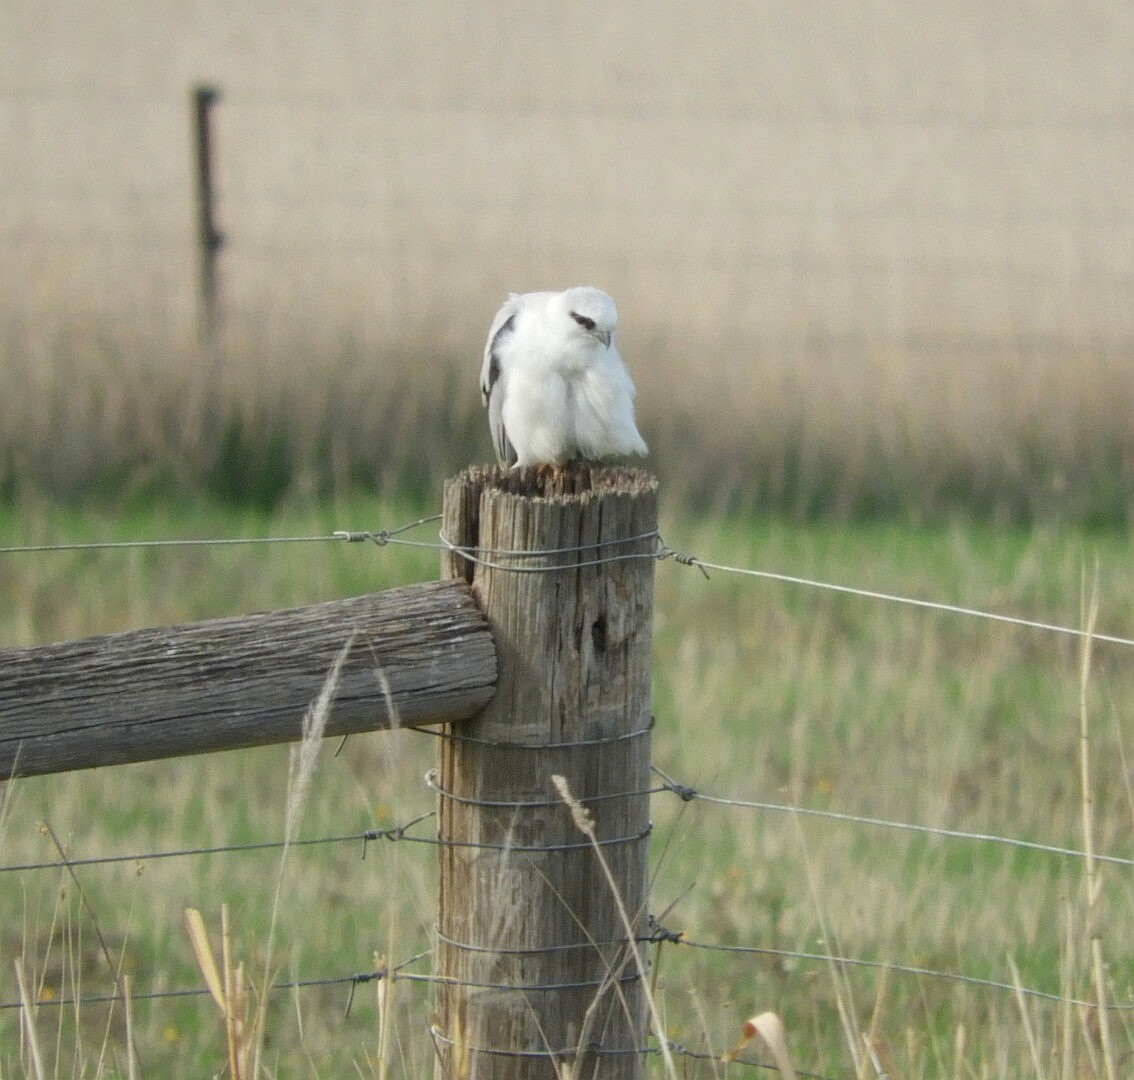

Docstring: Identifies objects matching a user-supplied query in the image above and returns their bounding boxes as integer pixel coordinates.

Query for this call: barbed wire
[0,514,442,556]
[2,773,1127,1015]
[2,908,1122,1032]
[0,949,433,1017]
[649,926,1133,1012]
[8,765,1124,877]
[0,812,437,876]
[1,831,358,875]
[428,916,1134,1012]
[0,951,824,1076]
[650,766,1134,870]
[0,808,649,875]
[654,544,1134,648]
[7,909,1110,1061]
[5,508,1131,648]
[2,931,1123,1024]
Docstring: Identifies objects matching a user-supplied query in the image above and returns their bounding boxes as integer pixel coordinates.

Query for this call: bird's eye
[571,313,596,331]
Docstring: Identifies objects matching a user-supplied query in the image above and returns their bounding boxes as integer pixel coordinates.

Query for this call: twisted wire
[434,926,639,956]
[424,970,640,992]
[438,526,660,573]
[417,715,654,750]
[425,769,662,809]
[434,823,652,854]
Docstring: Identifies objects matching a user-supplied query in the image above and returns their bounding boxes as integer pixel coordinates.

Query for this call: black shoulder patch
[490,313,517,358]
[484,312,516,397]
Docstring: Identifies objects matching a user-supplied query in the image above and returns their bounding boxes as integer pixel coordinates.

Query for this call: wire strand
[658,543,1134,648]
[4,765,1128,875]
[0,514,442,556]
[651,765,1134,869]
[0,534,342,554]
[0,814,437,875]
[6,509,1131,648]
[0,950,433,1014]
[657,929,1132,1011]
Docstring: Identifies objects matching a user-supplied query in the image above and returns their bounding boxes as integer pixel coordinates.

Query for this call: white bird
[480,286,648,469]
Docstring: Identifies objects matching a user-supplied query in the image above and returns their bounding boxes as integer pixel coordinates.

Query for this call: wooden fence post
[191,83,223,345]
[436,464,657,1079]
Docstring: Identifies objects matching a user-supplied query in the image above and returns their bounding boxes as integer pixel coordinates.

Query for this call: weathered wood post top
[436,463,658,1079]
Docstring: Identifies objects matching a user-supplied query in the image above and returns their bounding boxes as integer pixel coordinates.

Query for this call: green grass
[2,494,1133,1075]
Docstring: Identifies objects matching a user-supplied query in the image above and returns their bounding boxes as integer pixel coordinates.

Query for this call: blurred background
[2,1,1132,521]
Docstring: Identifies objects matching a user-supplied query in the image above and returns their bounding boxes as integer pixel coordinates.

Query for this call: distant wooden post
[436,465,657,1079]
[191,84,223,344]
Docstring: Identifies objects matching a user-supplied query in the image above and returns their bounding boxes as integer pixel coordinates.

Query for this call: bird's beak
[596,330,612,349]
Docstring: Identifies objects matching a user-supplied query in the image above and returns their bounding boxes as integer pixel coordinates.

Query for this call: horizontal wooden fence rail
[0,579,496,779]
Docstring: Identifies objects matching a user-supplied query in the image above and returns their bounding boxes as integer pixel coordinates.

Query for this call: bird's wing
[480,295,521,403]
[481,294,523,465]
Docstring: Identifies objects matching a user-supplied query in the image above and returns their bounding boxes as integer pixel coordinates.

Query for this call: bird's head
[556,286,617,349]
